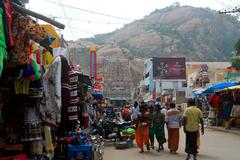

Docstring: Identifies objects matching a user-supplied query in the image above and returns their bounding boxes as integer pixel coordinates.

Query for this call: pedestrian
[183,98,204,160]
[131,101,140,126]
[122,104,131,121]
[135,103,150,153]
[148,105,155,149]
[153,103,166,152]
[166,103,182,154]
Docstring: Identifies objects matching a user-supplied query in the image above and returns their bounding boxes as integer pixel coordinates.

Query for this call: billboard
[152,57,186,80]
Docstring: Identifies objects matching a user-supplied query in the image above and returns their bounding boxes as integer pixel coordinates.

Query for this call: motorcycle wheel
[115,141,129,149]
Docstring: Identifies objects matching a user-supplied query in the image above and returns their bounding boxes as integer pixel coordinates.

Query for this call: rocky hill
[82,4,240,61]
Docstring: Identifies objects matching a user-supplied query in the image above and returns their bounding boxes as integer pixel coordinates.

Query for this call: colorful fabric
[31,58,41,80]
[0,7,7,78]
[42,50,54,70]
[135,125,149,149]
[153,111,166,145]
[41,24,60,48]
[183,106,203,132]
[166,108,182,128]
[168,128,179,151]
[185,131,198,155]
[7,12,48,67]
[4,1,14,46]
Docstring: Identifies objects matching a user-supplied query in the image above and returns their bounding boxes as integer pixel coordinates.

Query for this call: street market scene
[0,0,240,160]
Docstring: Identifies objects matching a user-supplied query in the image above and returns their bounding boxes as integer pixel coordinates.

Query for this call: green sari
[153,111,166,145]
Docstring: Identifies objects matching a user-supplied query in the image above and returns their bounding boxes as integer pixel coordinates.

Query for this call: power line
[44,0,133,21]
[58,0,76,39]
[49,16,127,25]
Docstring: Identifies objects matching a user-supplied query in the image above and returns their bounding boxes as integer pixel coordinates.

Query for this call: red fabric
[4,1,14,46]
[0,154,28,160]
[36,51,41,64]
[168,128,180,151]
[123,108,130,116]
[135,125,149,149]
[210,95,220,112]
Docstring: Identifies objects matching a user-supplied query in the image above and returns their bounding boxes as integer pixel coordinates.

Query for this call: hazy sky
[27,0,239,40]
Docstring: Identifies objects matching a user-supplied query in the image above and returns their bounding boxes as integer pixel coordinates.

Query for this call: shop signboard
[152,57,186,80]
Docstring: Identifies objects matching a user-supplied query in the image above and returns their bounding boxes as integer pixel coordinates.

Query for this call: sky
[26,0,240,40]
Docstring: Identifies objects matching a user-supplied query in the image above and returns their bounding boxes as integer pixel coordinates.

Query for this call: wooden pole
[11,2,65,29]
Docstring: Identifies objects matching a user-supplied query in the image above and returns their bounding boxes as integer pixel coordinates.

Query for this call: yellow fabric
[42,51,54,69]
[183,106,203,132]
[14,80,30,94]
[44,126,54,156]
[41,24,60,48]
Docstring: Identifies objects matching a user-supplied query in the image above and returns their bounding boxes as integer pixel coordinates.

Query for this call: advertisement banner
[152,57,186,80]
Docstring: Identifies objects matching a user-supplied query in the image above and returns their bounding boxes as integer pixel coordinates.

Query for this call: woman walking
[135,103,150,153]
[153,104,166,152]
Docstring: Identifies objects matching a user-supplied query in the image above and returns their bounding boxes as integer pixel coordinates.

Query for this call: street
[103,128,240,160]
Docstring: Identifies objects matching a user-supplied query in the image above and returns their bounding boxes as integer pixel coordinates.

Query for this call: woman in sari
[153,104,166,152]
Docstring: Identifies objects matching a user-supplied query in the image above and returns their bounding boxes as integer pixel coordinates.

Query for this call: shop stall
[0,1,102,160]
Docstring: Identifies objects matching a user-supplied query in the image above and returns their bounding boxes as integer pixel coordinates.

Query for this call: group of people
[122,98,204,160]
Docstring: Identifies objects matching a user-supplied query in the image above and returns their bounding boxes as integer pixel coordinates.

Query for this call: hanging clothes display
[0,7,7,78]
[41,56,61,127]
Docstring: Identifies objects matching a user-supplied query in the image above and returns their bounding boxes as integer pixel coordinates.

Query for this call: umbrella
[202,82,239,94]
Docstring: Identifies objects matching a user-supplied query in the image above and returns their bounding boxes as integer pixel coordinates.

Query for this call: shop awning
[202,82,239,94]
[225,85,240,90]
[224,73,240,79]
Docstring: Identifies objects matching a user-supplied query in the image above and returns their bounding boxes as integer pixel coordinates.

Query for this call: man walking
[166,103,182,154]
[183,98,204,160]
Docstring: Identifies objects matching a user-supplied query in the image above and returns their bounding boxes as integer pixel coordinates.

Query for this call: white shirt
[131,106,139,120]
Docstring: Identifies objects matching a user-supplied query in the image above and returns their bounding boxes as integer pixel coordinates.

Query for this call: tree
[234,38,240,56]
[232,39,240,70]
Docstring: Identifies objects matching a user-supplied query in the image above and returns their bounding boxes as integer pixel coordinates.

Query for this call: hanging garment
[7,12,48,67]
[4,0,14,46]
[14,79,30,94]
[230,105,240,118]
[44,126,54,156]
[42,49,54,70]
[0,8,7,78]
[41,56,62,127]
[58,56,71,133]
[68,71,79,130]
[21,104,42,142]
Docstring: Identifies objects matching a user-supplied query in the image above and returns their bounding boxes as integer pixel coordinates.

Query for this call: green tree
[232,39,240,70]
[235,39,240,56]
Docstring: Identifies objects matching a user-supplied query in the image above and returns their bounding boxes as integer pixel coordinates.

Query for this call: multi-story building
[143,57,187,104]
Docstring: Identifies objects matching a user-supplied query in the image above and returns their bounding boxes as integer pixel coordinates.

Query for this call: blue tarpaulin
[202,82,239,94]
[92,92,104,100]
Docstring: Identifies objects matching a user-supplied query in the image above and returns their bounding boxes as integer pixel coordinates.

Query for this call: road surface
[103,128,240,160]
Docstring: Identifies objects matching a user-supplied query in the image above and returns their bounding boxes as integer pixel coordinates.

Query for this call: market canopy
[202,82,239,94]
[224,73,240,79]
[224,85,240,90]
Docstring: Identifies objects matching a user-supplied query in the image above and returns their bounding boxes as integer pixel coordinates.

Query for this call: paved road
[103,128,240,160]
